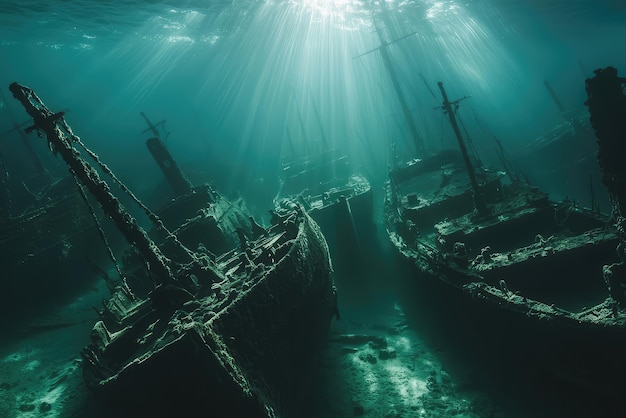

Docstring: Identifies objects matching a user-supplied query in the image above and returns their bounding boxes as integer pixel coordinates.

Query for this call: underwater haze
[1,1,626,417]
[1,0,625,212]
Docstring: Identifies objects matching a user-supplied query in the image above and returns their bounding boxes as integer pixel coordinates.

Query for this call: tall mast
[140,111,167,139]
[544,80,584,133]
[0,89,49,178]
[140,112,193,197]
[543,80,567,114]
[10,82,175,285]
[354,27,424,156]
[437,81,487,215]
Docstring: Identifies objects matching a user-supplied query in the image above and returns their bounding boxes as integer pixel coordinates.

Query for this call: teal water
[0,1,625,417]
[1,0,624,205]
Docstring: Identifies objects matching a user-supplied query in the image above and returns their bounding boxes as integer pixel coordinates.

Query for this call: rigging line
[468,105,522,183]
[456,112,483,168]
[419,73,437,100]
[56,117,158,222]
[59,119,196,262]
[70,166,128,293]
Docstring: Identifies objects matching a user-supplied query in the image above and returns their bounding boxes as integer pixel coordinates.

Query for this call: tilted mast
[9,82,175,285]
[354,27,424,156]
[140,112,193,197]
[437,81,487,216]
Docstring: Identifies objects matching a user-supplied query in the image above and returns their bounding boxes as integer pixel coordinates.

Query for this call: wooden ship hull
[153,183,256,259]
[8,82,337,417]
[384,76,626,400]
[511,111,607,210]
[1,183,90,273]
[276,150,375,278]
[277,149,373,223]
[0,176,107,320]
[1,89,110,315]
[84,206,336,417]
[385,148,626,394]
[118,182,258,299]
[282,173,373,250]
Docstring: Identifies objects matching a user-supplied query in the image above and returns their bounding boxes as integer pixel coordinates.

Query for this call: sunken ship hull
[8,82,337,417]
[83,208,336,417]
[383,78,626,399]
[276,149,375,279]
[291,173,373,267]
[0,178,107,319]
[385,150,626,398]
[511,111,607,211]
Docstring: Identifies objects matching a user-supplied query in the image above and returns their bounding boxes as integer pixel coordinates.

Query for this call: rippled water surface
[1,1,623,196]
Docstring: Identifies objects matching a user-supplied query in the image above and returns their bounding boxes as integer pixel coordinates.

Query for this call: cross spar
[9,82,176,286]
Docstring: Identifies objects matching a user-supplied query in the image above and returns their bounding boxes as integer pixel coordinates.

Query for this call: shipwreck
[0,90,108,320]
[275,97,374,282]
[9,82,338,417]
[383,73,626,399]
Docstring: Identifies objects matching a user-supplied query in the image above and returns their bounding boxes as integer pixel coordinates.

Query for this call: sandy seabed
[0,280,107,418]
[0,277,504,418]
[307,301,503,418]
